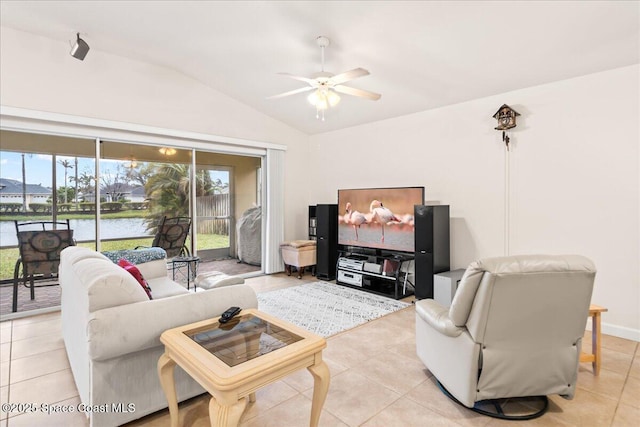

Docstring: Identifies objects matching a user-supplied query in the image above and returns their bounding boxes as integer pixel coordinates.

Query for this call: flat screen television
[337,187,424,253]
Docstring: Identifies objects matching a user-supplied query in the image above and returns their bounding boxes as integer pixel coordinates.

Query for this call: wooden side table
[580,304,608,375]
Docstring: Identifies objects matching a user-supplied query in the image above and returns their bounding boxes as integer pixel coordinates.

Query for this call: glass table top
[185,314,303,367]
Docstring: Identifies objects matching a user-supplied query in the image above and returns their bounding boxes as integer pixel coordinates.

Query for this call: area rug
[256,281,410,338]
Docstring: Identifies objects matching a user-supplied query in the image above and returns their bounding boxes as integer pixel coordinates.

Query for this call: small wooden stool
[580,304,608,375]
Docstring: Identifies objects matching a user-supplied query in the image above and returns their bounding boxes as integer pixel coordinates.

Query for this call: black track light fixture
[70,33,90,60]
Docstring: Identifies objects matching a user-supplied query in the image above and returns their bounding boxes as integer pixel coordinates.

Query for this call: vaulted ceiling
[1,1,638,135]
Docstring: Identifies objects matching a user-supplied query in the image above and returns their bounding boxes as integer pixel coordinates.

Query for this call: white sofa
[59,246,258,427]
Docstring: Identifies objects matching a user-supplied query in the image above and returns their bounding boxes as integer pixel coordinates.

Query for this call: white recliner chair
[416,254,596,419]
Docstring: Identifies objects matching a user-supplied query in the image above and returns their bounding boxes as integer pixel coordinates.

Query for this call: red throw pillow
[118,259,153,300]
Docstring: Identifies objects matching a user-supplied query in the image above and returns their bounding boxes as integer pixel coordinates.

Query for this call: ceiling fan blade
[330,68,370,85]
[334,85,381,101]
[277,73,318,86]
[266,86,314,99]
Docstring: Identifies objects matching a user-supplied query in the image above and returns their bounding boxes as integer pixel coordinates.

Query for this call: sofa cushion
[195,271,245,289]
[135,258,169,280]
[73,258,148,312]
[101,247,167,265]
[87,284,259,361]
[118,259,153,300]
[146,276,190,299]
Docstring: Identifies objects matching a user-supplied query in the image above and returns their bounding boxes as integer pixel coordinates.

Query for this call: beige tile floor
[0,273,638,427]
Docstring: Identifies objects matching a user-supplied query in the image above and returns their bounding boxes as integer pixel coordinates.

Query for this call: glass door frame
[1,106,280,273]
[192,164,234,261]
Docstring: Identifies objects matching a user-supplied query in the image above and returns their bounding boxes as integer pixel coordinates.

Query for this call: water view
[0,217,151,247]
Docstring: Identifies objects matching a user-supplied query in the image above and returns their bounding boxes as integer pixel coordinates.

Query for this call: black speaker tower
[315,204,338,280]
[414,205,450,299]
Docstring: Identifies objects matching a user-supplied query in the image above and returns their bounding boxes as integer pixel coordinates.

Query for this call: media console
[336,250,415,300]
[333,204,449,300]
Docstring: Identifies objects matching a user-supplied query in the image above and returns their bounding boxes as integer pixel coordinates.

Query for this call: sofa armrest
[87,284,258,361]
[415,299,465,337]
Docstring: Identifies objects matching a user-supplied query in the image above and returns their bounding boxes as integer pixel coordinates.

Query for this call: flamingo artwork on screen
[338,187,424,253]
[344,202,367,240]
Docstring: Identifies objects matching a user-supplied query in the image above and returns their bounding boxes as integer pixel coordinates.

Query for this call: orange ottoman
[280,240,317,279]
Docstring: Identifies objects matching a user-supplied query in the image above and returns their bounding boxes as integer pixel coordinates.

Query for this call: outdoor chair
[13,220,75,312]
[416,254,596,419]
[139,216,192,258]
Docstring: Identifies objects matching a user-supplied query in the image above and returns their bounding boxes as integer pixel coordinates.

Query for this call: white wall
[2,27,638,339]
[309,65,640,340]
[0,27,310,242]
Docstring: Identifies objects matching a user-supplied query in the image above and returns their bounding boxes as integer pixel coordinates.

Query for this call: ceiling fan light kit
[268,35,381,121]
[308,88,340,109]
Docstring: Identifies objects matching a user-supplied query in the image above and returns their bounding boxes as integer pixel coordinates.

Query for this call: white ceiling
[1,1,638,135]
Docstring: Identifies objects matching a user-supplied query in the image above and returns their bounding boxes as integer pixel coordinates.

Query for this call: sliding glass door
[1,128,266,316]
[194,166,232,260]
[98,140,192,252]
[0,130,97,250]
[193,150,261,271]
[0,131,96,315]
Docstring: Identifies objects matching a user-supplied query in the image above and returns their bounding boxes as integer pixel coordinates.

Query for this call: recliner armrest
[415,299,464,337]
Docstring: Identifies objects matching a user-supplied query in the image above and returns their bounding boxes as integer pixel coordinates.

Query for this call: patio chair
[13,220,75,312]
[134,216,194,285]
[142,216,192,258]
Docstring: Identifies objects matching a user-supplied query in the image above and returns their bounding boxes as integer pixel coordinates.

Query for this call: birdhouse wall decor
[493,104,520,148]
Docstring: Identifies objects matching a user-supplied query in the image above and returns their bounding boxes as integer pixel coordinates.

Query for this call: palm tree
[145,164,189,217]
[71,169,95,201]
[74,157,79,210]
[21,153,27,212]
[144,163,213,232]
[212,177,229,194]
[58,159,74,204]
[20,153,37,212]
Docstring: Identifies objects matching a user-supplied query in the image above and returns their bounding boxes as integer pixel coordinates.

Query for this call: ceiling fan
[267,36,381,120]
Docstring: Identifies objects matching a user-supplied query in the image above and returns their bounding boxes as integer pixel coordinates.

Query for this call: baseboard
[0,305,61,322]
[586,321,640,342]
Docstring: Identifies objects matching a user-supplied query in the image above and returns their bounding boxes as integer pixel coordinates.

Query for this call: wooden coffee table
[158,308,330,427]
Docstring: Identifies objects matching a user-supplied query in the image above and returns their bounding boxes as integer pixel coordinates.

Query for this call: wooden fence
[196,193,230,236]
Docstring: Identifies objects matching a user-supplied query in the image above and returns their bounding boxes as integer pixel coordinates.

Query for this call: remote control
[219,306,242,324]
